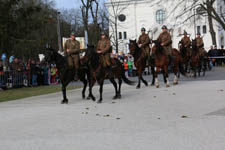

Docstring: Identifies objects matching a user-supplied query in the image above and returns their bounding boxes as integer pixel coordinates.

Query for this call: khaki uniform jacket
[64,39,80,69]
[97,38,111,67]
[181,36,191,48]
[195,37,204,56]
[157,31,172,56]
[137,33,150,57]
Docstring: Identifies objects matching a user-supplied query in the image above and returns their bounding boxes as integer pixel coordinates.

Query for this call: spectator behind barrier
[0,60,3,72]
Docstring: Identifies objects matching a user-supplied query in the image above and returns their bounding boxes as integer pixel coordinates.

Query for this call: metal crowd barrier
[0,70,26,89]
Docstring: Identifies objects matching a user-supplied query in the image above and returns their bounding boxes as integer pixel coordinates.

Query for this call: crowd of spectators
[0,57,59,89]
[208,45,225,66]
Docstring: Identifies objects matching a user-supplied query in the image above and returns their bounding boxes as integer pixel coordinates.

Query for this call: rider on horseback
[96,31,113,77]
[179,31,191,56]
[157,25,173,64]
[137,27,151,63]
[64,32,81,80]
[195,32,205,57]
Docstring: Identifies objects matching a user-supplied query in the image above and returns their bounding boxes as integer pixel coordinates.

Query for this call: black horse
[84,45,135,103]
[44,48,90,104]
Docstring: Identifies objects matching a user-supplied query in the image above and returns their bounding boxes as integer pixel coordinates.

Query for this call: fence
[0,70,28,89]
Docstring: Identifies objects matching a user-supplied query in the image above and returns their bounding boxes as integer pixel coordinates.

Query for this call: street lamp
[57,11,63,52]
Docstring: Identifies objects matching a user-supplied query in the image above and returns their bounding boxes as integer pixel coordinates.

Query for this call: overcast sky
[54,0,105,10]
[55,0,79,9]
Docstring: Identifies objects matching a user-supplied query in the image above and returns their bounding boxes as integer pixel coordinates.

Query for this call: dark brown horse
[84,45,135,103]
[190,39,204,77]
[128,39,155,89]
[44,48,90,104]
[179,40,191,72]
[152,40,186,88]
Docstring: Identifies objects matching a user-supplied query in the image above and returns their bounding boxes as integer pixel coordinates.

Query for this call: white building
[106,0,225,54]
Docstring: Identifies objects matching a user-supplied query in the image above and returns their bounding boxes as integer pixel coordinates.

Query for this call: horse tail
[118,61,135,86]
[121,68,136,85]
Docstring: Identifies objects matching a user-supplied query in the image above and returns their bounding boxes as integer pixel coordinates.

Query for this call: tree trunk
[208,10,217,46]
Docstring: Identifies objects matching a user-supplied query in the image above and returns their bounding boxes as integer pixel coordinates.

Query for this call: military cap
[162,25,167,29]
[141,27,146,31]
[70,32,75,36]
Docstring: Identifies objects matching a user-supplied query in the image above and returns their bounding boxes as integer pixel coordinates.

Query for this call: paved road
[0,67,225,150]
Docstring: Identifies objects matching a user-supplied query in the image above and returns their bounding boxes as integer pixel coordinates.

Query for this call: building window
[123,32,127,39]
[197,26,201,34]
[203,25,207,34]
[156,9,165,24]
[119,32,122,39]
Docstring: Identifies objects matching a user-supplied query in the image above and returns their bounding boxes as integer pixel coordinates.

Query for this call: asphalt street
[0,67,225,150]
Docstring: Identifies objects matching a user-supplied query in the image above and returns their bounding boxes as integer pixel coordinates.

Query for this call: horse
[128,39,155,89]
[84,45,135,103]
[191,39,206,77]
[179,40,191,72]
[152,40,186,88]
[44,48,90,104]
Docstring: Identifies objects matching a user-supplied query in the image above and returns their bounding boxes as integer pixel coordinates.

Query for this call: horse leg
[151,65,155,86]
[162,70,167,84]
[109,78,118,99]
[88,79,96,101]
[164,66,170,87]
[136,69,141,89]
[97,79,104,103]
[173,65,179,85]
[141,75,148,87]
[61,79,71,104]
[117,78,122,99]
[80,76,87,99]
[155,67,160,88]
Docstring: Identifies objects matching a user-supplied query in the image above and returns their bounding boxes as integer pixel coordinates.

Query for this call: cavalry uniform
[64,39,80,69]
[97,38,111,67]
[181,36,191,48]
[180,36,192,56]
[137,33,150,58]
[195,37,205,56]
[157,31,172,56]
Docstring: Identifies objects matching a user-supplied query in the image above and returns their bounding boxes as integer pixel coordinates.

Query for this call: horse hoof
[117,95,122,99]
[113,96,118,99]
[86,96,91,100]
[61,99,68,104]
[82,95,86,99]
[97,100,102,104]
[136,86,140,89]
[156,85,159,88]
[92,97,96,101]
[173,82,178,85]
[166,84,170,88]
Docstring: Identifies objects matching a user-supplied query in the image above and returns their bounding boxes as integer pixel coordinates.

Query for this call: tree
[104,0,130,53]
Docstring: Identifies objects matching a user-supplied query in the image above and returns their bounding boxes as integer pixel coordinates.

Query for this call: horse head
[128,39,139,56]
[44,47,56,63]
[85,45,100,68]
[152,39,164,55]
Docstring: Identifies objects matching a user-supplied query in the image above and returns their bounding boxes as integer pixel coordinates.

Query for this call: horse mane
[86,45,100,69]
[179,41,187,58]
[129,40,142,61]
[152,39,164,55]
[46,48,67,69]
